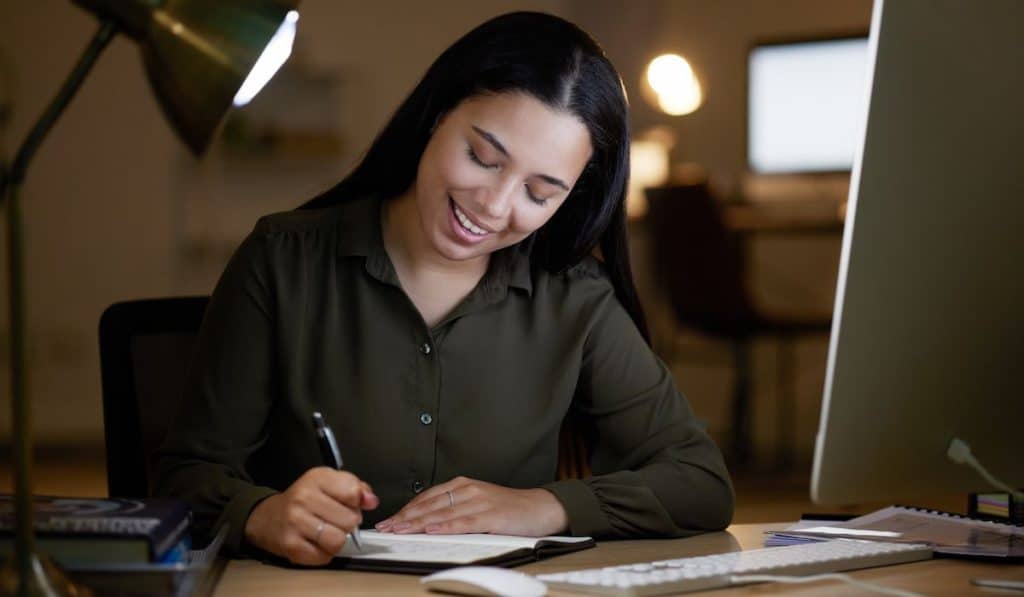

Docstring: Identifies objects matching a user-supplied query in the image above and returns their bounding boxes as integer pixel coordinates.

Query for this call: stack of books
[765,505,1024,559]
[0,495,191,569]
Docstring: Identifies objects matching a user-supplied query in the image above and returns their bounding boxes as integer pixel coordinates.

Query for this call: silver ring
[447,490,455,508]
[314,520,325,543]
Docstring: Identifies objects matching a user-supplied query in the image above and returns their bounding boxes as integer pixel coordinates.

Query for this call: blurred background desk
[723,200,846,235]
[213,523,1015,596]
[642,185,844,469]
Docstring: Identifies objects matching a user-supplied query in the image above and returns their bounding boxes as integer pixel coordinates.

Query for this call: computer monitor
[747,34,868,174]
[811,0,1024,505]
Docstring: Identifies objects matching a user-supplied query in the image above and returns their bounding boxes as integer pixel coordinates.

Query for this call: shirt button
[412,480,425,493]
[419,413,433,425]
[420,342,432,355]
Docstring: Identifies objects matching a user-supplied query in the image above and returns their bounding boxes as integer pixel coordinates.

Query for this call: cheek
[509,205,561,237]
[415,152,465,217]
[427,148,480,193]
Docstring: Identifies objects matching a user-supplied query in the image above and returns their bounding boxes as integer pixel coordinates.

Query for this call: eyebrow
[471,125,571,191]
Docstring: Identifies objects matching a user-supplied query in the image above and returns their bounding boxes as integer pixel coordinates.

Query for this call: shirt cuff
[216,484,279,554]
[542,478,612,537]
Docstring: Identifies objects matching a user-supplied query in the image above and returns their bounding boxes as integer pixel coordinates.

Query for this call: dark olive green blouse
[155,195,734,553]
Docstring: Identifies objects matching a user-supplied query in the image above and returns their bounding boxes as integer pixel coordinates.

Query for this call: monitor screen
[811,0,1024,504]
[748,36,869,174]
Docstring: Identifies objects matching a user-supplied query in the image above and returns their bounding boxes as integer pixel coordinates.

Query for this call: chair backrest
[645,183,756,337]
[99,296,209,498]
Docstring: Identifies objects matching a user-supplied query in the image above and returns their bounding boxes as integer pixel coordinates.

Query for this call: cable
[730,573,923,597]
[947,438,1024,501]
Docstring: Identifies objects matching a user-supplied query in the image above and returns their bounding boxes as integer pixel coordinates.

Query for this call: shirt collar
[331,195,533,296]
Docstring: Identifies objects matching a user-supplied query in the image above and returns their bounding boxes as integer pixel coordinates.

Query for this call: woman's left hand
[374,476,568,537]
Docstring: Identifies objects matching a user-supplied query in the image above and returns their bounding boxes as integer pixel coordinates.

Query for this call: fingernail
[375,519,392,530]
[425,524,440,533]
[393,522,411,532]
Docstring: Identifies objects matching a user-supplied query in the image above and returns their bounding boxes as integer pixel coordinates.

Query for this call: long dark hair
[303,11,649,343]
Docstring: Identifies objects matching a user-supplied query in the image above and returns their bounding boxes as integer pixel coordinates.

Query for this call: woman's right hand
[243,467,379,565]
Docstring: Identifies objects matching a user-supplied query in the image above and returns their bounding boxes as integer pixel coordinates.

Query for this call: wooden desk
[213,523,1020,595]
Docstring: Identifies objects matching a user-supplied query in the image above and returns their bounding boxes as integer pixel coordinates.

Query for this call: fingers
[300,486,363,532]
[248,470,380,566]
[404,500,493,534]
[378,477,485,533]
[282,469,377,564]
[360,482,380,510]
[312,468,371,508]
[281,535,335,566]
[413,477,467,503]
[391,478,457,513]
[375,485,450,531]
[372,482,563,537]
[400,488,456,521]
[309,518,350,558]
[423,513,488,535]
[281,507,342,566]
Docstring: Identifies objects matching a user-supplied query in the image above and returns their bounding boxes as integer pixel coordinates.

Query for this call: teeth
[452,202,488,236]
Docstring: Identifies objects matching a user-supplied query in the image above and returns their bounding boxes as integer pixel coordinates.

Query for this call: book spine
[39,518,160,535]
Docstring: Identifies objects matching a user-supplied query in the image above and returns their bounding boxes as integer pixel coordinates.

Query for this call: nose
[474,174,518,222]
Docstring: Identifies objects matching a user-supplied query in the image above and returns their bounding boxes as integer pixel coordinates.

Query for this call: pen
[311,411,364,551]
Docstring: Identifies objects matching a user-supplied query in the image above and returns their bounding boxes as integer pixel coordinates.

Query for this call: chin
[431,232,490,262]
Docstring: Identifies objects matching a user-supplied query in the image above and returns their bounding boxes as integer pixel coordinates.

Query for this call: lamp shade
[74,0,300,155]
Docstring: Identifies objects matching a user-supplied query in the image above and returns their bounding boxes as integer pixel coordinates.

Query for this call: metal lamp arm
[1,19,117,198]
[1,17,118,595]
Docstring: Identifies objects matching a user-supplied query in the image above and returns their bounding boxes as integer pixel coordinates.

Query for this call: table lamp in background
[643,53,704,117]
[0,1,300,594]
[628,53,705,219]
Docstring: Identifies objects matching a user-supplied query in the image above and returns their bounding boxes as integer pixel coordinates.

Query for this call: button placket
[412,330,438,500]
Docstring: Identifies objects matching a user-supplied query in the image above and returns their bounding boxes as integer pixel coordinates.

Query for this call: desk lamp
[0,1,300,594]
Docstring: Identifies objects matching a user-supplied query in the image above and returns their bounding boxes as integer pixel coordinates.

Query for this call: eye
[525,185,548,207]
[466,146,498,169]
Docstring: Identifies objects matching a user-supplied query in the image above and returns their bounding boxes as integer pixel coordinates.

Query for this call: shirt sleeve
[154,220,280,553]
[543,274,735,539]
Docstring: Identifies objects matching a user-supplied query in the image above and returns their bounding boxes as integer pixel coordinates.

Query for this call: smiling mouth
[449,198,492,236]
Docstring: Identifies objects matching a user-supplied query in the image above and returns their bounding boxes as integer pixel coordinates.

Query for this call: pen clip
[312,411,343,469]
[322,426,343,469]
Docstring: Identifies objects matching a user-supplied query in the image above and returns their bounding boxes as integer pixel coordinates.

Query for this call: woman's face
[412,92,593,263]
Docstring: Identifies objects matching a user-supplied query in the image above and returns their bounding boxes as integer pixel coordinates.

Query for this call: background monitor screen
[748,37,869,174]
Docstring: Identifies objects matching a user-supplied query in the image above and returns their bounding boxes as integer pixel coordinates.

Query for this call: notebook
[767,505,1023,559]
[331,530,595,573]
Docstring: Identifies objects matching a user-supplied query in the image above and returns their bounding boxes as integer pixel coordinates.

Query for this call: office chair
[645,183,832,467]
[99,296,590,498]
[99,296,209,498]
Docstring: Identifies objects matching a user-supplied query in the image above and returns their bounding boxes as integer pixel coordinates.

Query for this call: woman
[156,11,733,566]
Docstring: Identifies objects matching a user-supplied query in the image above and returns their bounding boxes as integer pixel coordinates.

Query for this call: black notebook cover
[267,531,597,574]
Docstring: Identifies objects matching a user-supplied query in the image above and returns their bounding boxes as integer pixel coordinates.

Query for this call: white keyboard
[536,539,932,596]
